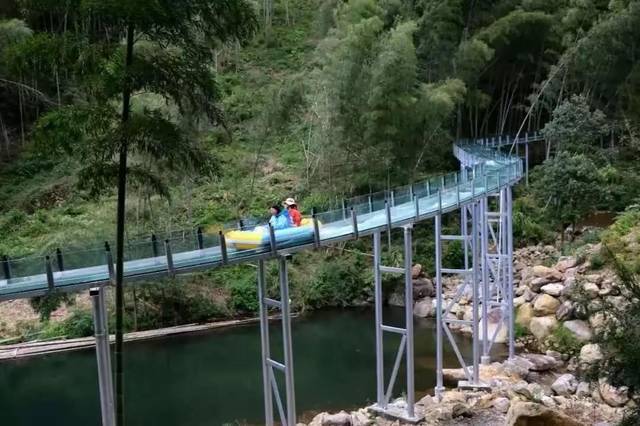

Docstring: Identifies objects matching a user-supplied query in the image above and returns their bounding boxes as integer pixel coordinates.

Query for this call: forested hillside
[0,0,639,340]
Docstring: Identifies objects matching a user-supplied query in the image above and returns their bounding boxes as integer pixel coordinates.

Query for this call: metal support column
[435,203,488,394]
[477,185,516,364]
[506,187,515,359]
[91,286,115,426]
[257,257,296,426]
[369,227,422,423]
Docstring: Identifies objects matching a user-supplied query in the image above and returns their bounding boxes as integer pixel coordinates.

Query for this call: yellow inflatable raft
[225,218,316,250]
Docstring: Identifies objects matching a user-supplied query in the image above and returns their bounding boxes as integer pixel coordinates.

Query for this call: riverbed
[0,307,502,425]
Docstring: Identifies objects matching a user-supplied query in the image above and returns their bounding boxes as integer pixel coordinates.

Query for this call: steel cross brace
[479,187,516,364]
[435,202,489,398]
[258,257,297,426]
[369,226,423,423]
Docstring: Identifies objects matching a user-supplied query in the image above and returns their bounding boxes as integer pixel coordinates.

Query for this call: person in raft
[284,197,302,227]
[268,205,290,230]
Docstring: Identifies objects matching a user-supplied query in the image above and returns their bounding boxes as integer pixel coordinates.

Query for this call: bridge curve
[0,132,543,302]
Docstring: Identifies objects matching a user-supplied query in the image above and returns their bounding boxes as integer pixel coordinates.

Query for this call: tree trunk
[115,23,135,426]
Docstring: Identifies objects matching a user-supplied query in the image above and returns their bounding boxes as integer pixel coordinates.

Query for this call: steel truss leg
[370,227,422,423]
[478,186,516,365]
[258,257,296,426]
[435,204,488,396]
[90,287,115,426]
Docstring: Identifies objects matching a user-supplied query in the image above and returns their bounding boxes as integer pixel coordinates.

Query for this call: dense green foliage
[1,2,640,400]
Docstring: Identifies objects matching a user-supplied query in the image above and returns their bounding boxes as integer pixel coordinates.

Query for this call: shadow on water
[0,307,506,425]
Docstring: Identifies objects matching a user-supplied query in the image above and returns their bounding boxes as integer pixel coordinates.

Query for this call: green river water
[0,307,497,425]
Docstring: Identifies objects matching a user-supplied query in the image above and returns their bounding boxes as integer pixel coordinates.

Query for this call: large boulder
[598,378,629,407]
[529,316,559,341]
[310,411,352,426]
[551,374,578,396]
[413,298,434,318]
[579,343,603,365]
[555,301,574,321]
[413,277,434,298]
[534,294,561,316]
[493,397,511,413]
[582,282,600,299]
[530,277,551,292]
[480,308,508,344]
[516,303,534,328]
[522,353,558,371]
[555,257,578,273]
[575,381,590,398]
[411,263,423,279]
[562,320,592,342]
[541,283,564,297]
[532,265,563,281]
[505,401,582,426]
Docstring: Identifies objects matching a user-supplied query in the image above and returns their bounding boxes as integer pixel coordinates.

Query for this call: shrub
[29,291,73,321]
[514,323,529,339]
[228,279,259,314]
[304,255,371,309]
[592,250,640,421]
[40,309,94,339]
[547,325,582,357]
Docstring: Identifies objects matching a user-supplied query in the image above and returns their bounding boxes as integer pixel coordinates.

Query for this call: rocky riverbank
[302,353,627,425]
[305,243,635,425]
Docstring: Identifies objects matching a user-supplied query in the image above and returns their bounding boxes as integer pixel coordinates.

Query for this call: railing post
[45,256,55,291]
[91,286,115,426]
[219,231,229,264]
[1,255,11,280]
[351,208,359,240]
[268,224,277,255]
[56,248,64,272]
[105,242,115,285]
[196,227,204,250]
[151,234,159,257]
[312,211,321,249]
[165,239,175,276]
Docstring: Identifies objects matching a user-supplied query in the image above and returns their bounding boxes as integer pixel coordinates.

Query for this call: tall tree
[13,1,256,424]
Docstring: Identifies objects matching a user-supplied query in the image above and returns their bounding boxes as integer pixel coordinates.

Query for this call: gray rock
[562,320,592,342]
[522,353,558,371]
[541,283,565,297]
[413,298,434,318]
[493,397,510,413]
[576,381,590,398]
[512,381,533,399]
[533,294,561,316]
[505,401,581,426]
[531,276,550,292]
[503,356,534,377]
[530,316,559,340]
[451,402,471,418]
[583,282,600,299]
[580,343,603,365]
[413,277,434,298]
[555,257,578,272]
[551,374,578,396]
[598,378,629,407]
[411,263,422,279]
[555,301,574,321]
[523,287,537,302]
[388,292,404,307]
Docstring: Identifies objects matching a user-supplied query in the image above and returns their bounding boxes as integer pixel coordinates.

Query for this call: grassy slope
[0,0,317,258]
